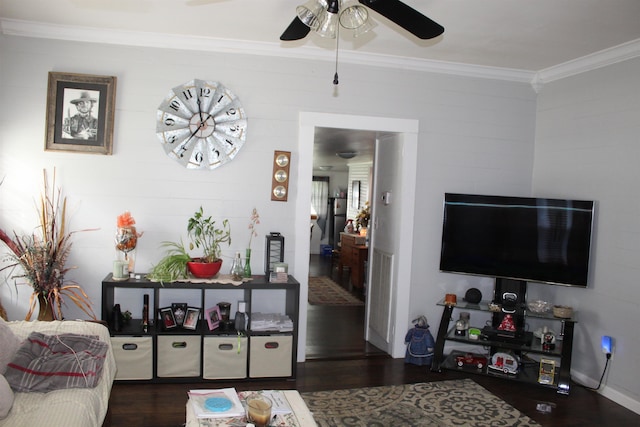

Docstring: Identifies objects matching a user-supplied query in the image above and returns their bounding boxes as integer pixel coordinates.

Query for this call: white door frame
[294,112,419,360]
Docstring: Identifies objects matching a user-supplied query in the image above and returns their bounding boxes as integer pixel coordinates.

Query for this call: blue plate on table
[204,397,233,412]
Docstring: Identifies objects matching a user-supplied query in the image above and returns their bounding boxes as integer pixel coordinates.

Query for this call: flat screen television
[439,193,595,287]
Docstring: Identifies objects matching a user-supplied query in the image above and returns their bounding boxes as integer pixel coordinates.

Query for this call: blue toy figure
[404,315,435,366]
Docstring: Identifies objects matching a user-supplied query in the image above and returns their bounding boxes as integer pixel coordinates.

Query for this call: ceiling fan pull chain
[333,21,340,85]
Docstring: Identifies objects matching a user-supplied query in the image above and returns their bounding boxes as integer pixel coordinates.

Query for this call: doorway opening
[306,128,379,360]
[306,253,382,359]
[294,112,418,362]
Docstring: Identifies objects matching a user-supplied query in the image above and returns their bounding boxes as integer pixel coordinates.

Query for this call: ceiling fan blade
[280,17,312,41]
[359,0,444,39]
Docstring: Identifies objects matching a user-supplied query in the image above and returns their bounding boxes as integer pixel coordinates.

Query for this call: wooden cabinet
[338,232,368,288]
[102,274,299,383]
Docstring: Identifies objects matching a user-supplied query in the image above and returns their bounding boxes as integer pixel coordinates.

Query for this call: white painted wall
[0,35,535,366]
[4,32,639,411]
[0,34,537,357]
[532,57,640,411]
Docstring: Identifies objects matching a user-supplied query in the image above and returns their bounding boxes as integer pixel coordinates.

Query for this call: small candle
[246,396,272,427]
[112,260,128,280]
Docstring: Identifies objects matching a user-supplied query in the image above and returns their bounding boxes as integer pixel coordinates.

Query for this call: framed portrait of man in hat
[45,72,116,154]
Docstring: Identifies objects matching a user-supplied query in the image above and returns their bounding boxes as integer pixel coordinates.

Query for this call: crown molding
[3,18,639,90]
[535,38,640,87]
[0,18,534,84]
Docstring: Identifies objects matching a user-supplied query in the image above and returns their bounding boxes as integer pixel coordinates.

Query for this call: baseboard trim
[571,370,640,415]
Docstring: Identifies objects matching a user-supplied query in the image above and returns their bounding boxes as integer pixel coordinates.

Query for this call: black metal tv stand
[431,279,576,395]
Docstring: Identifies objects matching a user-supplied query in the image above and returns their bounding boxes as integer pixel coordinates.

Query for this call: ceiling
[313,127,378,172]
[2,0,639,171]
[2,0,639,71]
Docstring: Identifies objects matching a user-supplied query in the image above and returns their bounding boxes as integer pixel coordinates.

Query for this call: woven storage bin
[111,336,153,380]
[552,305,574,318]
[249,335,292,378]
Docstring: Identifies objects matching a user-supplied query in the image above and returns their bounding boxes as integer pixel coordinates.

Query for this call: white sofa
[0,319,116,427]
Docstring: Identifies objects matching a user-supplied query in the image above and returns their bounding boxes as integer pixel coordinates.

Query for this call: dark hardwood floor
[306,253,384,360]
[104,255,640,426]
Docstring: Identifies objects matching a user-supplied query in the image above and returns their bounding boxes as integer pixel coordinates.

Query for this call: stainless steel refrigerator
[328,197,347,247]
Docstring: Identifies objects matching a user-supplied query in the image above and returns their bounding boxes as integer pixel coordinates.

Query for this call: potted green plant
[147,207,231,281]
[186,206,231,278]
[187,206,231,263]
[146,240,192,282]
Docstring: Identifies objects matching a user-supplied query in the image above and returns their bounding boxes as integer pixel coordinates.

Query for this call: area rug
[301,378,540,427]
[308,276,364,306]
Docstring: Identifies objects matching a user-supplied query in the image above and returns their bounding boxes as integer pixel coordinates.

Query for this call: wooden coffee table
[185,389,317,427]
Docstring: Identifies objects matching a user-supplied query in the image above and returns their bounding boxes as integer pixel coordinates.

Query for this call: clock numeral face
[215,119,247,140]
[169,100,181,112]
[185,140,206,168]
[193,151,204,164]
[194,79,218,115]
[177,144,189,158]
[172,82,198,113]
[156,110,190,132]
[158,95,191,122]
[181,88,194,100]
[158,128,190,145]
[157,79,247,170]
[210,98,246,123]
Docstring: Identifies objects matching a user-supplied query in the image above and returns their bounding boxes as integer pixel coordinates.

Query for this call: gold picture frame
[45,72,116,154]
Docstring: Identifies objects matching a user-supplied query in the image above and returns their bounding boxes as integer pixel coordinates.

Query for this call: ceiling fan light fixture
[315,4,339,38]
[352,15,376,37]
[283,0,445,42]
[337,151,357,159]
[296,0,327,30]
[338,1,368,30]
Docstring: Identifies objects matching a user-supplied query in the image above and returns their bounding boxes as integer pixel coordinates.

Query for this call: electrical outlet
[601,335,613,354]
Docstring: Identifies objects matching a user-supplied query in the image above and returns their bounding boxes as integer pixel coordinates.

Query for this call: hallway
[306,253,385,360]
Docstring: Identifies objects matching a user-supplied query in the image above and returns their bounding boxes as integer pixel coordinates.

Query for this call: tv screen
[439,193,594,287]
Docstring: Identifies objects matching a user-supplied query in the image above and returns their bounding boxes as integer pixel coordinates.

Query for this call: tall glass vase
[230,252,244,281]
[244,248,252,278]
[115,225,138,276]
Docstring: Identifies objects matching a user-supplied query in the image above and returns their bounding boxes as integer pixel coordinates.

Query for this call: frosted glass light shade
[316,9,338,38]
[296,0,328,30]
[352,15,376,37]
[338,1,368,29]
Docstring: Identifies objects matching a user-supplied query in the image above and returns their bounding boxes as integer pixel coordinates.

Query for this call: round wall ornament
[156,79,247,169]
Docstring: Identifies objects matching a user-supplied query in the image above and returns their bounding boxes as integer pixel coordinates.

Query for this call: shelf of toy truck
[443,327,564,357]
[432,297,576,394]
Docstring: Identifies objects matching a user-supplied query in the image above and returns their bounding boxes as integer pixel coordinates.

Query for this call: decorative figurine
[404,315,435,366]
[542,331,556,351]
[497,314,517,332]
[115,211,143,275]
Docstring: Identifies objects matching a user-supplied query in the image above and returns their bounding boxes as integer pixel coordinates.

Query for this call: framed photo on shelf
[45,72,117,154]
[205,306,221,331]
[159,307,177,330]
[183,307,200,330]
[171,303,188,326]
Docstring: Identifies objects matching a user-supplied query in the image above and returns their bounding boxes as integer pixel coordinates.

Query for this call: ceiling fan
[280,0,444,41]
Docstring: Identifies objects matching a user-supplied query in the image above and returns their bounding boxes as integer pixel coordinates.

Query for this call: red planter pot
[187,259,222,278]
